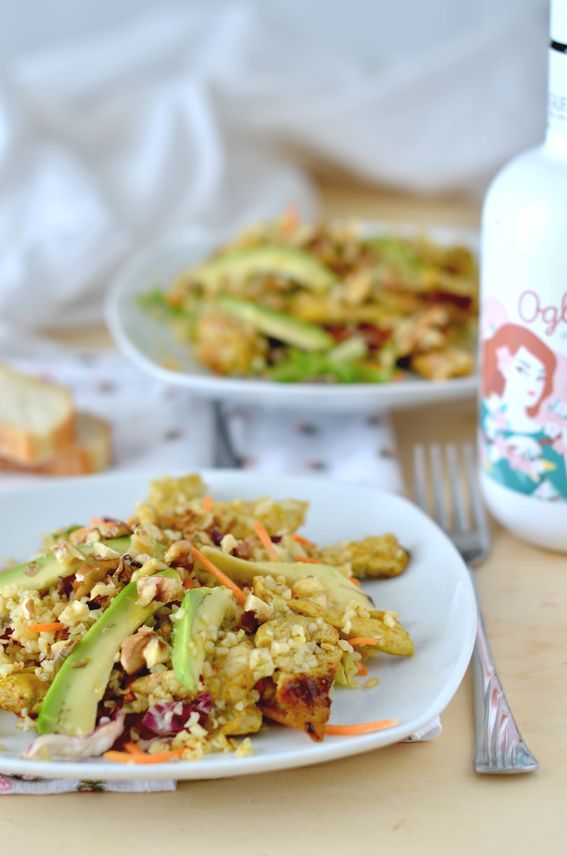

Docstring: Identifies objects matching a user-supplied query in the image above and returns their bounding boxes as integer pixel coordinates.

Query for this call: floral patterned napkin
[0,350,439,794]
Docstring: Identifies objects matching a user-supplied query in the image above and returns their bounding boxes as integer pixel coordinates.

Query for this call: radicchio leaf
[139,694,212,738]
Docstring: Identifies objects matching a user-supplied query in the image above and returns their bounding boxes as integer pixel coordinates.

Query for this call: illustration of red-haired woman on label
[480,323,567,500]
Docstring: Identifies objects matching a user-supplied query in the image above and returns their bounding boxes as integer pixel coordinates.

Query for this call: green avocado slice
[193,245,337,294]
[36,569,179,736]
[216,297,333,352]
[172,587,231,691]
[0,538,133,595]
[200,547,371,611]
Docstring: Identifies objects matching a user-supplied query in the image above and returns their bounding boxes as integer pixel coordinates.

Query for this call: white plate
[106,224,479,413]
[0,470,476,781]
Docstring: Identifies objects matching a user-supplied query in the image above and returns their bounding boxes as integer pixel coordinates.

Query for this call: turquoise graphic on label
[480,322,567,501]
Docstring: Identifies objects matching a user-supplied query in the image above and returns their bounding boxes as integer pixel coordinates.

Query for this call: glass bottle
[479,0,567,551]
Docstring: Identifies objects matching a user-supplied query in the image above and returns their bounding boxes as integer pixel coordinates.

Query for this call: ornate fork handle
[469,569,539,774]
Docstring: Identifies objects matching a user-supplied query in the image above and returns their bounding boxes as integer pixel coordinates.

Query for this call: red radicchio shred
[239,610,260,634]
[326,325,352,343]
[209,527,224,546]
[138,694,213,738]
[357,324,392,351]
[424,290,472,311]
[232,540,253,560]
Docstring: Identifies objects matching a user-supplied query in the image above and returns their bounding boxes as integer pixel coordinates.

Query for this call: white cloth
[220,404,402,491]
[0,349,401,492]
[0,1,547,333]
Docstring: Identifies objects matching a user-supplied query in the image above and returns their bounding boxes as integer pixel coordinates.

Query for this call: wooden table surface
[3,182,567,856]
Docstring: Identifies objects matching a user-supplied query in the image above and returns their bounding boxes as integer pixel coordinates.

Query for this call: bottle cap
[551,0,567,45]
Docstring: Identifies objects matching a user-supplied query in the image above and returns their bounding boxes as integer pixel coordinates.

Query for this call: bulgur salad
[143,214,478,384]
[0,474,413,765]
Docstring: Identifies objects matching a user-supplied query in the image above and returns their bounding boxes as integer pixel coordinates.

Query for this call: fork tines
[412,443,490,564]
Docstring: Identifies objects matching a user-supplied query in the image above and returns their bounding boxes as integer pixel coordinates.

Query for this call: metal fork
[413,443,539,775]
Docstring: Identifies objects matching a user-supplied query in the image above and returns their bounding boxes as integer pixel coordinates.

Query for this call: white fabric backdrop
[0,0,548,335]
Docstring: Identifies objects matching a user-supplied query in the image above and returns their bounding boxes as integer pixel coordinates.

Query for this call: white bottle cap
[551,0,567,45]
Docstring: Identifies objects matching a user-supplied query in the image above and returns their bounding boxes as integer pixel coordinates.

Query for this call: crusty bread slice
[0,365,76,465]
[0,412,112,477]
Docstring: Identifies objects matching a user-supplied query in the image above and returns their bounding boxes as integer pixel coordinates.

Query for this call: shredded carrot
[103,751,135,764]
[26,622,66,633]
[294,556,320,564]
[280,202,299,234]
[357,663,369,676]
[203,494,213,512]
[350,578,361,587]
[347,637,379,647]
[123,742,146,756]
[127,749,184,765]
[324,720,398,736]
[183,577,197,589]
[103,749,183,765]
[291,533,317,549]
[69,526,91,540]
[190,545,246,605]
[252,520,279,561]
[166,291,184,308]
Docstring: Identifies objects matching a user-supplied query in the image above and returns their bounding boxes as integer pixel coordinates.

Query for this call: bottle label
[479,292,567,502]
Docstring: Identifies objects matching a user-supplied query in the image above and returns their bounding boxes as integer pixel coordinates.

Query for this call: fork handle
[469,568,539,774]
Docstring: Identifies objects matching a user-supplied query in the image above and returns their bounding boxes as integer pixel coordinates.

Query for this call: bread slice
[0,365,75,465]
[0,412,112,477]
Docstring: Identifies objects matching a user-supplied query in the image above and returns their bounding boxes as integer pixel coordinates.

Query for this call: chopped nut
[164,540,193,565]
[90,580,116,599]
[52,541,85,569]
[220,534,238,554]
[91,543,121,560]
[24,561,40,578]
[131,557,168,582]
[243,593,274,622]
[22,597,36,620]
[58,601,90,627]
[136,575,183,606]
[120,626,154,675]
[142,636,170,669]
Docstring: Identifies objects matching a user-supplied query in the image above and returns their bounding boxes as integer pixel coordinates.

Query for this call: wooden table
[3,183,566,856]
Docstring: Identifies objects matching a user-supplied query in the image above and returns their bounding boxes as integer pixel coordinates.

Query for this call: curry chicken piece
[254,614,342,674]
[0,671,47,715]
[319,534,409,579]
[256,670,334,742]
[207,498,308,541]
[410,346,474,380]
[194,310,267,376]
[287,598,414,657]
[253,615,342,741]
[250,578,413,657]
[206,639,263,737]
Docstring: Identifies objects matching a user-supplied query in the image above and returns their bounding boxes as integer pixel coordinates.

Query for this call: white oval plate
[0,470,476,781]
[106,224,479,413]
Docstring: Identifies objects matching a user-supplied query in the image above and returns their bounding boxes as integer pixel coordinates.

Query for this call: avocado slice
[0,537,132,595]
[328,336,368,363]
[200,547,371,611]
[36,569,179,736]
[194,245,337,294]
[172,587,231,691]
[217,297,333,352]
